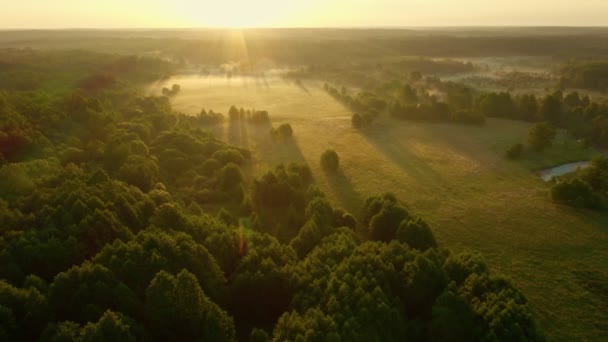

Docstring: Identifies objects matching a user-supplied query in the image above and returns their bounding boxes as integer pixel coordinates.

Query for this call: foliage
[325,84,380,127]
[286,225,542,341]
[551,156,608,210]
[198,109,225,124]
[551,178,600,209]
[145,269,235,341]
[396,217,437,251]
[271,123,293,140]
[361,193,410,242]
[351,113,364,129]
[506,143,524,159]
[161,84,181,97]
[320,149,340,173]
[561,61,608,90]
[529,122,556,151]
[249,110,270,124]
[539,94,562,124]
[80,310,137,342]
[0,280,48,340]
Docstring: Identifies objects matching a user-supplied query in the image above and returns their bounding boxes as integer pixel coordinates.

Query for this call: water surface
[540,161,591,182]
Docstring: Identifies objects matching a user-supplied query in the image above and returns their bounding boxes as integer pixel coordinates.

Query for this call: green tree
[516,94,539,121]
[320,150,339,173]
[145,269,236,341]
[430,290,479,342]
[368,201,409,242]
[290,219,333,258]
[396,217,437,251]
[219,162,243,191]
[48,262,137,323]
[551,178,600,209]
[351,113,364,129]
[229,105,240,120]
[460,274,543,341]
[505,143,524,159]
[528,122,556,151]
[93,229,225,299]
[0,280,49,341]
[410,71,422,82]
[581,156,608,193]
[401,84,418,103]
[443,251,488,285]
[271,123,294,140]
[539,94,562,123]
[478,92,514,118]
[40,321,82,342]
[402,253,448,317]
[273,308,340,342]
[249,327,270,342]
[563,92,582,109]
[117,155,159,192]
[80,310,136,342]
[332,208,357,230]
[228,232,297,331]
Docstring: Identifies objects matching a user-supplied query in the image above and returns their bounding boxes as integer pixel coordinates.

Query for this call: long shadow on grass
[295,80,311,95]
[322,168,365,216]
[247,120,308,168]
[227,119,243,146]
[239,119,250,147]
[228,118,255,148]
[247,134,309,241]
[358,121,447,188]
[261,73,270,89]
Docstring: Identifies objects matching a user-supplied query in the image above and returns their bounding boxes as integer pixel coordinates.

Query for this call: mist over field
[1,2,608,341]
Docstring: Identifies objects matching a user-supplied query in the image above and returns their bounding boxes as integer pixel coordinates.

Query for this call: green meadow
[158,75,608,341]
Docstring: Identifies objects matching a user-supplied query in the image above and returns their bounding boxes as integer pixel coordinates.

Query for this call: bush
[320,150,339,172]
[369,202,409,242]
[396,217,437,251]
[228,105,240,121]
[198,109,224,125]
[219,163,243,191]
[551,178,601,209]
[529,122,556,151]
[271,124,293,140]
[212,148,246,165]
[352,113,364,129]
[162,84,181,96]
[249,110,270,124]
[451,109,485,125]
[332,208,357,229]
[505,143,524,159]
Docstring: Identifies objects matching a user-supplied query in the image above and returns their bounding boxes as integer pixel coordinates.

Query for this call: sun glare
[178,0,306,28]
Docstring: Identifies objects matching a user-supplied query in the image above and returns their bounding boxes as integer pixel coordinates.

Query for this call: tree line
[326,75,608,155]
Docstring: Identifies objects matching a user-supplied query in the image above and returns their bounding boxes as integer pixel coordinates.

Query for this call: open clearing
[156,75,608,341]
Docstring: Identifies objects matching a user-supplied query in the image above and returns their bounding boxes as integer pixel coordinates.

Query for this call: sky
[1,0,607,28]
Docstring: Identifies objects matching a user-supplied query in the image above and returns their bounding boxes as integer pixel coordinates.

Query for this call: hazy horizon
[1,25,608,30]
[2,0,608,29]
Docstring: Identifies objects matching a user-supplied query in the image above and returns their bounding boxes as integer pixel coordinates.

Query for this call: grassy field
[155,75,608,341]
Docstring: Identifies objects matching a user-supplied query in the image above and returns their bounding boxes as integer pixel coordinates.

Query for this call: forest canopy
[0,49,546,341]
